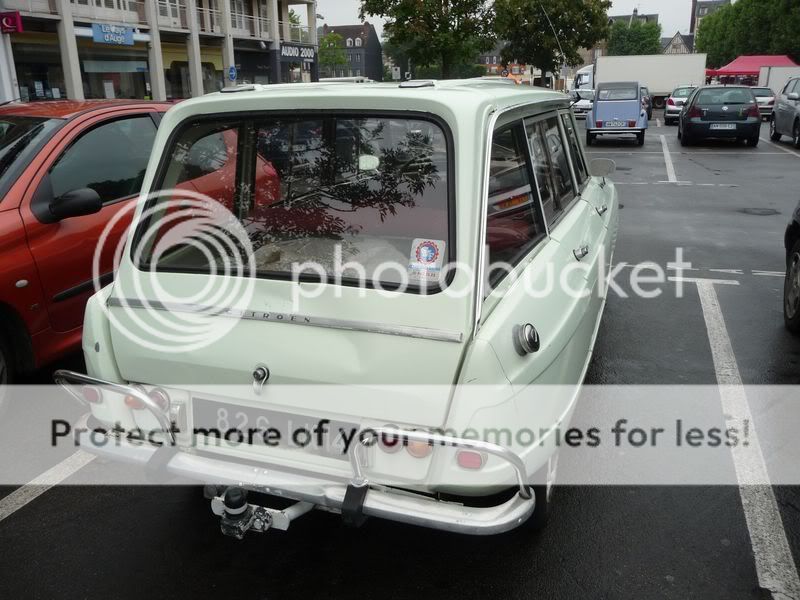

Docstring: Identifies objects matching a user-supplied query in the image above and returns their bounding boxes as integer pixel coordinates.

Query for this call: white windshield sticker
[408,239,446,282]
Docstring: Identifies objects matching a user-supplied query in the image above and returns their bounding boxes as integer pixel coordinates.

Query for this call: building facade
[0,0,318,103]
[318,22,381,81]
[661,32,695,55]
[690,0,731,34]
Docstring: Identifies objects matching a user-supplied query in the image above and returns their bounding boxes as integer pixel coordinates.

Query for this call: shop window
[50,116,157,204]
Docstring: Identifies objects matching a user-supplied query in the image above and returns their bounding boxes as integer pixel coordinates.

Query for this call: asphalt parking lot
[1,111,800,599]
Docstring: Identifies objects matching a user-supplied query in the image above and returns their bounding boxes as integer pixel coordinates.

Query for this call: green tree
[607,19,662,56]
[289,8,301,26]
[495,0,611,77]
[319,33,349,77]
[360,0,495,79]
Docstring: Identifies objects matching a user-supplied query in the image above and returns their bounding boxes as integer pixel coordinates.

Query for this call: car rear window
[751,88,773,98]
[137,113,452,291]
[597,87,638,101]
[696,88,755,105]
[672,87,694,98]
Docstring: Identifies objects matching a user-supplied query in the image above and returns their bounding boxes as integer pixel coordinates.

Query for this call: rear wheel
[770,117,782,141]
[748,135,760,147]
[523,455,558,532]
[785,239,800,333]
[637,131,645,146]
[793,121,800,149]
[0,335,12,419]
[586,131,594,146]
[679,125,691,146]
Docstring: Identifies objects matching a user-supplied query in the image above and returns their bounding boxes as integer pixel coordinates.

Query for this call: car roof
[0,99,172,120]
[597,81,640,89]
[165,79,569,122]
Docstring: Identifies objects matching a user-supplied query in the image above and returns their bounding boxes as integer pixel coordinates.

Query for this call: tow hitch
[210,487,315,539]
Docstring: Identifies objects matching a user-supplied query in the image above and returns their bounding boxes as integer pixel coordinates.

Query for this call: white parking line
[0,451,95,523]
[761,138,800,158]
[696,280,800,600]
[660,135,677,182]
[656,118,662,127]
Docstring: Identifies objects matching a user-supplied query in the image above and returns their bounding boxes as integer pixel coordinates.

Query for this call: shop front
[278,41,316,84]
[11,31,66,101]
[162,42,224,99]
[234,47,272,85]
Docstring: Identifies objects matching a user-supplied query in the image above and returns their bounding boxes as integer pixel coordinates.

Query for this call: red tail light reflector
[596,120,603,128]
[744,104,760,118]
[667,97,675,106]
[379,432,403,454]
[81,386,103,404]
[686,106,702,119]
[406,439,433,459]
[627,120,636,128]
[456,450,486,470]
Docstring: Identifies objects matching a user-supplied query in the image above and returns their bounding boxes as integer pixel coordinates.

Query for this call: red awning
[711,55,798,77]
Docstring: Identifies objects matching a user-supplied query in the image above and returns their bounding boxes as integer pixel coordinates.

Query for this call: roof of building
[320,22,378,45]
[609,12,659,24]
[0,99,171,119]
[662,32,695,52]
[696,0,730,9]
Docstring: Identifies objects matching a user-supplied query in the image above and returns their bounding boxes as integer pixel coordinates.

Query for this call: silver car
[770,77,800,147]
[751,87,775,120]
[664,86,695,125]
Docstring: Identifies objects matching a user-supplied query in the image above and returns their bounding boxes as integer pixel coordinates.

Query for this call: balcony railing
[157,0,188,29]
[195,6,221,33]
[70,0,147,25]
[230,13,271,39]
[279,21,311,43]
[2,0,58,15]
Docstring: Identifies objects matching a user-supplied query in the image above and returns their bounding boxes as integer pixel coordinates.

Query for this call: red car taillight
[596,120,603,128]
[686,106,702,119]
[627,120,636,128]
[744,104,760,118]
[667,97,676,106]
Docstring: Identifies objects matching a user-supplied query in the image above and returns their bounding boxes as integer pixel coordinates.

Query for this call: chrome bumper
[55,370,536,535]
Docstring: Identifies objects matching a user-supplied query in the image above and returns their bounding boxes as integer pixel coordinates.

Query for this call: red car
[0,100,171,394]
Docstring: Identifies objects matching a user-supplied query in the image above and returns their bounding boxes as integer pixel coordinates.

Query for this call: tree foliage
[494,0,611,76]
[359,0,495,79]
[319,33,349,76]
[607,19,662,56]
[696,0,800,68]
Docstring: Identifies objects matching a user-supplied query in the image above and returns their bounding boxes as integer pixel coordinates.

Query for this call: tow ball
[210,487,315,539]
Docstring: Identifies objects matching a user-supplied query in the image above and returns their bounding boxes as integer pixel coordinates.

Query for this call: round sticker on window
[409,239,446,282]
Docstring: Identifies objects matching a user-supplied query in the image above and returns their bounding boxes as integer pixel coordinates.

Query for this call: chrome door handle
[596,205,608,216]
[573,245,590,261]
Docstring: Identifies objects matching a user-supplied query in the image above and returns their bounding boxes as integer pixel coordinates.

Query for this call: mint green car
[56,79,619,536]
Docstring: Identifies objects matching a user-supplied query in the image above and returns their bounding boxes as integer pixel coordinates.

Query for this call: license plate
[192,398,357,459]
[710,123,736,130]
[605,120,626,128]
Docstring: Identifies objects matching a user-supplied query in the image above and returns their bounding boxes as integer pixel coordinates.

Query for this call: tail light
[627,120,636,128]
[124,386,169,411]
[406,439,433,459]
[148,388,170,411]
[124,385,147,410]
[596,120,603,128]
[456,450,486,470]
[686,106,702,119]
[81,386,103,405]
[379,431,403,454]
[744,104,760,118]
[667,97,675,106]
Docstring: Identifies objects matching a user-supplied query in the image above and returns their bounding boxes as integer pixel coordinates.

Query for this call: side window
[525,115,577,225]
[784,79,798,95]
[486,125,545,280]
[560,112,588,186]
[50,115,157,204]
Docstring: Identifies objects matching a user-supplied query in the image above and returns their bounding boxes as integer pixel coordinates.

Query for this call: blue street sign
[228,66,237,82]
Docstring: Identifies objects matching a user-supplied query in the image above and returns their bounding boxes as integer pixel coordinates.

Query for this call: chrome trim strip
[106,297,463,343]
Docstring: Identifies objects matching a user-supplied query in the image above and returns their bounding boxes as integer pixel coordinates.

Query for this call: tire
[665,117,674,126]
[785,239,800,333]
[523,455,558,532]
[637,131,645,146]
[749,135,760,147]
[793,120,800,149]
[0,335,13,420]
[679,126,691,147]
[770,117,782,141]
[586,131,594,146]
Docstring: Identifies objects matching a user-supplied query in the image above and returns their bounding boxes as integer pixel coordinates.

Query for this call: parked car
[570,89,594,120]
[664,85,696,125]
[640,86,653,120]
[751,86,776,120]
[678,85,761,147]
[56,81,619,537]
[586,81,649,146]
[0,100,170,411]
[785,200,800,332]
[770,77,800,148]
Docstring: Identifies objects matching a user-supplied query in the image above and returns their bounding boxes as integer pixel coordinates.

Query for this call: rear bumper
[684,121,760,139]
[758,106,774,118]
[664,106,682,118]
[588,128,645,135]
[55,370,536,535]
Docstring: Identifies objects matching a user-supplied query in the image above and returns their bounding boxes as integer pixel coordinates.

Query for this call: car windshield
[695,88,754,105]
[577,90,595,101]
[138,114,451,290]
[672,87,694,98]
[751,88,773,98]
[0,115,63,201]
[597,87,638,101]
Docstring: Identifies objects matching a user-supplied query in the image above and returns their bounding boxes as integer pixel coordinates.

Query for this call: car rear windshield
[137,113,452,291]
[0,115,63,201]
[751,88,773,98]
[695,88,755,105]
[597,87,638,101]
[672,87,694,98]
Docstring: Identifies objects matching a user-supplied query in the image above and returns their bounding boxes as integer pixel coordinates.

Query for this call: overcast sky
[314,0,695,39]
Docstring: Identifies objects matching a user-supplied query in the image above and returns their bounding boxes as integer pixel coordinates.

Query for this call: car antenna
[538,1,566,84]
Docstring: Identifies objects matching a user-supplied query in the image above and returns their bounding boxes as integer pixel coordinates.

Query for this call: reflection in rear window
[672,87,694,98]
[696,88,755,105]
[597,87,638,101]
[139,115,451,289]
